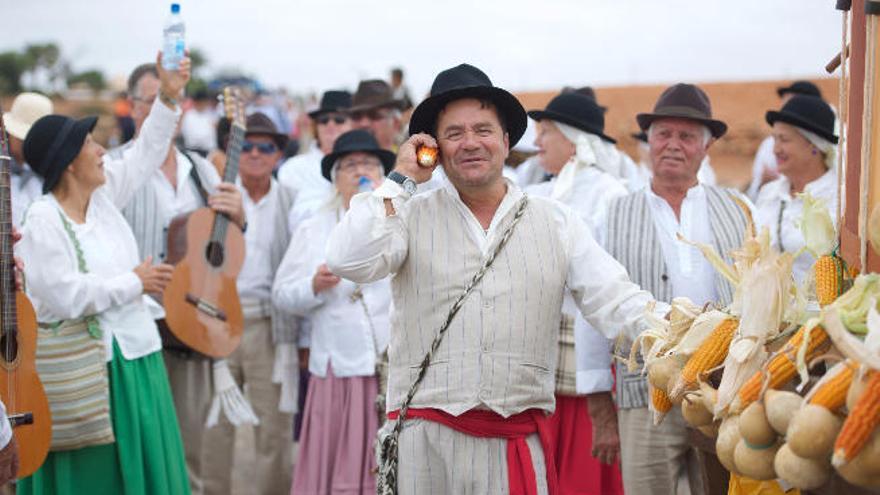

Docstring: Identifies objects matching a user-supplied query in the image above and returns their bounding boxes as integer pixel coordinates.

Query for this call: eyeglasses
[242,141,278,154]
[316,114,349,125]
[351,109,391,122]
[337,158,381,174]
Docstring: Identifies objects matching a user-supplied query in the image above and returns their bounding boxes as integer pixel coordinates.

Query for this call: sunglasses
[316,114,349,125]
[241,141,278,154]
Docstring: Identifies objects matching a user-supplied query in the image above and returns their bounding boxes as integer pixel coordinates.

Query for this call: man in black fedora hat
[278,90,353,221]
[349,79,404,151]
[326,63,661,494]
[748,80,826,200]
[605,83,752,495]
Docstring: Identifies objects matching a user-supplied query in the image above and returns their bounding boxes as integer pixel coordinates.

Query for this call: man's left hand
[0,437,20,485]
[208,183,246,230]
[586,392,620,465]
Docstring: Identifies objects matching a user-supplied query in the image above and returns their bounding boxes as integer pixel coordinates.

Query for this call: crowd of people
[0,50,841,495]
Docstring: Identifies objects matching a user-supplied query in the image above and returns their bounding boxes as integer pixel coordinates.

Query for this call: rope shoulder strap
[377,195,530,495]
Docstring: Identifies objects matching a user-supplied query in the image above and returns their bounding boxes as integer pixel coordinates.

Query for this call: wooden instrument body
[0,292,50,477]
[163,208,245,357]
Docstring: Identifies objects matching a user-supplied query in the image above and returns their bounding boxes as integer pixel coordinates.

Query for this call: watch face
[403,179,417,195]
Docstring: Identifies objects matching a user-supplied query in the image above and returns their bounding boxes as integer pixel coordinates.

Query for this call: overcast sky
[5,0,844,96]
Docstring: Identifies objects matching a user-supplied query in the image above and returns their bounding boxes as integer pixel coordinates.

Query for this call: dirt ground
[516,78,840,191]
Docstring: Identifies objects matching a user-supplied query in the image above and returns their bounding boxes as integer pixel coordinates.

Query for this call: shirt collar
[645,181,705,206]
[441,176,524,233]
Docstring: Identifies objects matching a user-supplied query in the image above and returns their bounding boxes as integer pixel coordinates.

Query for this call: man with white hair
[605,83,752,495]
[2,92,53,227]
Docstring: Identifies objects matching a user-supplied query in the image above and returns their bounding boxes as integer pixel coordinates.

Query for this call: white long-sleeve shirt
[326,178,660,344]
[274,206,390,377]
[18,101,180,361]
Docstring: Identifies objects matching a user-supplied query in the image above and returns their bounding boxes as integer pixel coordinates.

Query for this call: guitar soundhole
[0,334,17,363]
[205,241,225,268]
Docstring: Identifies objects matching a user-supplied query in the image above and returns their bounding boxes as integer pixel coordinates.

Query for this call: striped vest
[386,192,567,418]
[605,185,749,409]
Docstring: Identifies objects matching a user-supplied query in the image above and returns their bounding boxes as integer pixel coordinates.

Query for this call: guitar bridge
[8,412,33,427]
[185,294,228,321]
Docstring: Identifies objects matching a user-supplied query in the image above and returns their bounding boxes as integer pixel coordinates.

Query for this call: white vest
[387,192,567,418]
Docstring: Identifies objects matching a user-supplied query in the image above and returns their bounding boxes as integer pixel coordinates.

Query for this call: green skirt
[19,341,190,495]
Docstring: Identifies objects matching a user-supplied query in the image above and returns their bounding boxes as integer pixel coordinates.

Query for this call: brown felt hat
[636,83,727,138]
[245,112,288,150]
[349,80,404,113]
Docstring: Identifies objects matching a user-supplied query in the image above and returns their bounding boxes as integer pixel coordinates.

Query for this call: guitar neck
[0,118,18,347]
[211,123,245,243]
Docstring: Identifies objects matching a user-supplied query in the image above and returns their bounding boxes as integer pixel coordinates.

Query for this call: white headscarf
[551,122,621,201]
[793,126,837,171]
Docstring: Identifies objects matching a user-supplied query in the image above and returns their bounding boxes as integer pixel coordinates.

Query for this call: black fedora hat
[636,83,727,138]
[766,95,838,144]
[24,114,98,193]
[320,129,396,181]
[777,80,822,99]
[349,80,403,113]
[528,92,616,144]
[408,63,527,147]
[245,112,288,150]
[631,131,648,143]
[561,86,607,113]
[307,90,352,119]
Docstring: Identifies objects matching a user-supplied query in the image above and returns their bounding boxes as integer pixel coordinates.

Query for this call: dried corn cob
[809,360,857,411]
[734,325,831,412]
[815,255,846,307]
[670,318,738,399]
[833,371,880,467]
[652,387,672,413]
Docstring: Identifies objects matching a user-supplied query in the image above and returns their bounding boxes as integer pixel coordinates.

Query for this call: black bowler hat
[636,83,727,138]
[320,129,396,181]
[23,114,98,193]
[528,92,616,144]
[408,64,527,147]
[777,80,822,99]
[631,131,648,143]
[308,90,352,119]
[766,95,838,144]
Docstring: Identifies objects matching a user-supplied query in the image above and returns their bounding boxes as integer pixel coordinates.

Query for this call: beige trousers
[389,418,549,495]
[164,350,235,495]
[208,316,294,495]
[618,406,705,495]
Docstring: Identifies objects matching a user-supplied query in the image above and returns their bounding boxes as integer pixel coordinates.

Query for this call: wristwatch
[387,171,417,195]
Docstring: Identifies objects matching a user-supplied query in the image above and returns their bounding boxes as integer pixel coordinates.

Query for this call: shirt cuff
[576,369,615,394]
[373,178,409,200]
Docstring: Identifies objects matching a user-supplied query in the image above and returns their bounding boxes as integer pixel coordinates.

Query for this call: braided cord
[378,196,529,494]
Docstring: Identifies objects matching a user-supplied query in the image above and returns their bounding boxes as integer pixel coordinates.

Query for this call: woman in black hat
[525,91,627,495]
[274,129,394,495]
[16,54,191,495]
[754,95,839,287]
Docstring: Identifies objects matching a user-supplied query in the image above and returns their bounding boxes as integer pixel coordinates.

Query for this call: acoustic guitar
[0,113,51,477]
[163,88,246,358]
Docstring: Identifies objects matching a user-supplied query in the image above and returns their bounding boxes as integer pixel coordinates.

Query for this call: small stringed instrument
[0,112,51,477]
[163,87,245,358]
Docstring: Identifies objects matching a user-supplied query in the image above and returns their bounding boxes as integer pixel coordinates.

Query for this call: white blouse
[755,170,838,287]
[17,101,180,361]
[273,206,391,378]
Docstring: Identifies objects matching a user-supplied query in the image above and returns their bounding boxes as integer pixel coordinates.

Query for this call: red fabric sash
[388,408,558,495]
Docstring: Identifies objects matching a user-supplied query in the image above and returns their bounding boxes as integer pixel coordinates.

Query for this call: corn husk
[665,309,731,357]
[629,298,703,372]
[797,192,836,257]
[821,274,880,371]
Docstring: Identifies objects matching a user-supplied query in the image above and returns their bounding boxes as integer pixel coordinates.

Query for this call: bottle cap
[171,3,180,13]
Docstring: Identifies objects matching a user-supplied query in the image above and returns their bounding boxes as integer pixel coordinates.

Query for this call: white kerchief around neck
[645,183,718,305]
[441,177,523,254]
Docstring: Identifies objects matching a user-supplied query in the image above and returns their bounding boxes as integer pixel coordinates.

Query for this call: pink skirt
[291,365,378,495]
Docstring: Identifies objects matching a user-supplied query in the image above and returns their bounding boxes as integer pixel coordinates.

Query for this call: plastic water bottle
[162,3,185,71]
[358,176,373,193]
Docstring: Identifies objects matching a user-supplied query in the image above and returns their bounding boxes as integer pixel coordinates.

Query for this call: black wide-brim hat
[766,95,838,144]
[320,129,396,181]
[308,90,352,119]
[23,114,98,194]
[636,83,727,138]
[408,63,527,148]
[777,80,822,99]
[528,91,616,144]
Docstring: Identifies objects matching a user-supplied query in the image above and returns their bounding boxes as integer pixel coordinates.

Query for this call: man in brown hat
[326,63,662,495]
[349,79,404,151]
[209,112,297,494]
[604,83,752,495]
